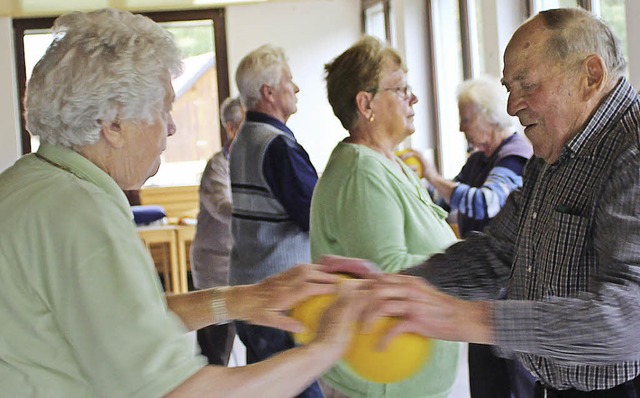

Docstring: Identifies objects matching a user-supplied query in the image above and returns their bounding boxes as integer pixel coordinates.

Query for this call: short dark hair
[324,36,406,131]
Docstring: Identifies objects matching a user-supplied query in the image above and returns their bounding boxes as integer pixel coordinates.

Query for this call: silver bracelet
[210,288,230,325]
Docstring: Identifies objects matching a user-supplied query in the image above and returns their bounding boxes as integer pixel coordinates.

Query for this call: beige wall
[226,0,360,169]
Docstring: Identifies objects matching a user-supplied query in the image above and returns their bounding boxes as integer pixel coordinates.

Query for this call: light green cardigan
[310,142,460,398]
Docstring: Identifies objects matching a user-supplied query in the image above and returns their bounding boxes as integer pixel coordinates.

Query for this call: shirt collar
[36,142,132,216]
[245,111,295,138]
[560,78,637,162]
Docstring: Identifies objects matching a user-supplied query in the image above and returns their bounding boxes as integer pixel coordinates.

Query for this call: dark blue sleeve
[262,135,318,231]
[495,155,527,175]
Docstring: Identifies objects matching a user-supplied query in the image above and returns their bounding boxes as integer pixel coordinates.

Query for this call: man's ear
[100,120,126,149]
[259,84,273,103]
[355,91,374,121]
[582,55,606,100]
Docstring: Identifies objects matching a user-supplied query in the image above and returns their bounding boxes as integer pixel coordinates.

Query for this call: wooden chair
[175,224,196,293]
[137,225,181,293]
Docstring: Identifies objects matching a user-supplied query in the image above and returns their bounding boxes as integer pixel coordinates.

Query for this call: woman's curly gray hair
[25,8,183,147]
[457,76,516,131]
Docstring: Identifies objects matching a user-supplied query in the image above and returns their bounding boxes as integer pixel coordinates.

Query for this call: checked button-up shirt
[406,78,640,391]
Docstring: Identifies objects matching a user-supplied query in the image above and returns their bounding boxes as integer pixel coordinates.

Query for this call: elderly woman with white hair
[405,76,534,398]
[0,8,367,397]
[413,76,533,238]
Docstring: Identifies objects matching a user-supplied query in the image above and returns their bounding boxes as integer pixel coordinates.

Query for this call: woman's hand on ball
[231,264,343,333]
[311,279,369,356]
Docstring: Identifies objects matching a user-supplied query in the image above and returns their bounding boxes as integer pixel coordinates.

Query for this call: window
[145,16,224,187]
[592,0,628,67]
[469,0,487,76]
[21,29,52,154]
[362,0,393,44]
[528,0,628,79]
[429,0,467,179]
[13,9,229,187]
[530,0,580,12]
[363,1,386,41]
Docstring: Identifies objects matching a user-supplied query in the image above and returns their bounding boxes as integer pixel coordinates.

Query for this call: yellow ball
[395,149,424,179]
[290,280,432,384]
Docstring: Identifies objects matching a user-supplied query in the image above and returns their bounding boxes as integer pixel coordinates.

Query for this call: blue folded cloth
[132,205,166,225]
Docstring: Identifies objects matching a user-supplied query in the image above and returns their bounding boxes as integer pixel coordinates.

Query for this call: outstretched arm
[364,272,494,346]
[166,264,343,332]
[167,280,368,398]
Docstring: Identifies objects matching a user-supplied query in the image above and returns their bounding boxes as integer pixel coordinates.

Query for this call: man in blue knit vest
[229,44,321,398]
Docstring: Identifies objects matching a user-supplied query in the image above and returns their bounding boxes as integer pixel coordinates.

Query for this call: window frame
[12,8,230,155]
[361,0,392,43]
[528,0,595,15]
[427,0,473,176]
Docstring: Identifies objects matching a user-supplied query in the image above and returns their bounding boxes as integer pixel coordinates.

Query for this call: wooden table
[137,225,180,293]
[175,225,196,293]
[137,224,195,294]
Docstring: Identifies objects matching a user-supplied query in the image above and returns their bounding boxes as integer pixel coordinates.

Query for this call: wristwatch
[210,288,230,325]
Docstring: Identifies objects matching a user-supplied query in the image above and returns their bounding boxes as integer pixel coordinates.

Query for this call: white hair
[456,76,515,131]
[220,96,243,126]
[25,8,183,147]
[235,44,287,110]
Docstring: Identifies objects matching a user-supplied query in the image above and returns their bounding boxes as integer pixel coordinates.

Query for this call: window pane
[432,0,467,178]
[23,30,54,153]
[594,0,628,70]
[22,19,220,187]
[469,0,485,76]
[532,0,579,13]
[364,2,388,42]
[144,19,220,187]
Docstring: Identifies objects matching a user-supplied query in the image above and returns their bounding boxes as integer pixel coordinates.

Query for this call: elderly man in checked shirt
[338,8,640,398]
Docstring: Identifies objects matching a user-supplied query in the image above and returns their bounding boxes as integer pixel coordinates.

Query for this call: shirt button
[532,212,537,220]
[527,266,532,273]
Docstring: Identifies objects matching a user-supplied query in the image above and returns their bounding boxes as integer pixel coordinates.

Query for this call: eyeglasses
[369,85,413,100]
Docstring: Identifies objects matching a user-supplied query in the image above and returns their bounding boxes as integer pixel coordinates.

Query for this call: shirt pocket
[538,211,592,295]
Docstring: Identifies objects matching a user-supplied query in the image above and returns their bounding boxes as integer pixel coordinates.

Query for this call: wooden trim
[383,0,392,43]
[459,0,473,79]
[212,8,230,148]
[360,3,366,35]
[526,0,535,17]
[12,8,229,154]
[12,23,28,155]
[578,0,593,11]
[12,17,56,155]
[425,0,443,172]
[360,0,391,43]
